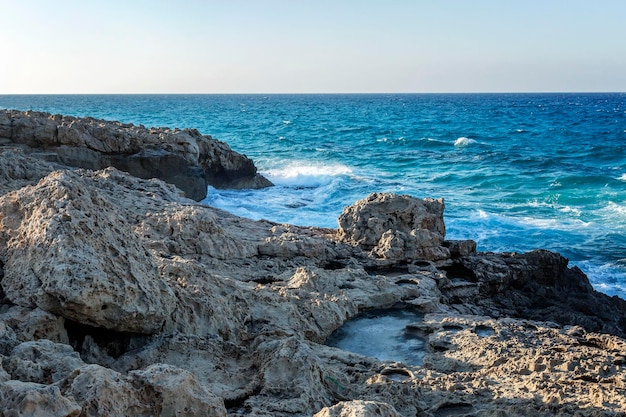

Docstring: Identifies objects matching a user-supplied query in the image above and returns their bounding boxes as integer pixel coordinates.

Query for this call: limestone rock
[0,149,62,196]
[314,400,403,417]
[5,340,84,384]
[0,380,81,417]
[0,307,68,345]
[0,109,273,200]
[62,364,141,417]
[447,250,626,337]
[337,193,449,261]
[129,364,227,417]
[0,170,176,334]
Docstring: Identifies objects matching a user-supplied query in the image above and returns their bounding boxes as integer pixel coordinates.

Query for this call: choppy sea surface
[1,93,625,298]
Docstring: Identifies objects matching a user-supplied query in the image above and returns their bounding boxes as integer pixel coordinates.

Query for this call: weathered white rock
[0,149,62,196]
[129,364,227,417]
[314,400,403,417]
[0,380,81,417]
[63,364,141,417]
[337,193,449,260]
[5,340,84,383]
[0,170,176,333]
[0,307,68,345]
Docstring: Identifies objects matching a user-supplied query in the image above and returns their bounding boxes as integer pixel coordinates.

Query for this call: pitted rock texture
[0,109,272,200]
[338,193,450,261]
[0,170,177,334]
[1,149,626,416]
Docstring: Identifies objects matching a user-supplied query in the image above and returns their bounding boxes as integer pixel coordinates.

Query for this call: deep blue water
[1,93,625,297]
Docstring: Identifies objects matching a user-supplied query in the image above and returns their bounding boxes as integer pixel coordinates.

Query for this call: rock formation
[1,122,626,416]
[0,110,272,200]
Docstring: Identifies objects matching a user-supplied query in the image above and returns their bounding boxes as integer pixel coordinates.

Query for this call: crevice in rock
[440,262,478,282]
[321,260,347,270]
[64,319,150,359]
[251,276,279,285]
[223,378,263,411]
[433,402,474,417]
[364,263,410,277]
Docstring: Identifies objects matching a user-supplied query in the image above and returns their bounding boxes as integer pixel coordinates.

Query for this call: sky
[1,0,625,94]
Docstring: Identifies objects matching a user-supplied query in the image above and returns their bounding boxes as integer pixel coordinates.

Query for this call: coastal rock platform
[1,115,626,416]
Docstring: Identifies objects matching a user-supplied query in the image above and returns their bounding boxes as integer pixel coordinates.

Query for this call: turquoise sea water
[1,93,625,298]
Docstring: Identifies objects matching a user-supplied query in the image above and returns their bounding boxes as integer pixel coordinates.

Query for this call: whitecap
[454,137,474,147]
[261,162,353,188]
[617,173,626,182]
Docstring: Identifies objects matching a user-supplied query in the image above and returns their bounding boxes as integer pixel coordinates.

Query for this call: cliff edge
[0,110,273,200]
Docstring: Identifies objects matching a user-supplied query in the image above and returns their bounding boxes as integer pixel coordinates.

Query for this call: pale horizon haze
[1,0,625,94]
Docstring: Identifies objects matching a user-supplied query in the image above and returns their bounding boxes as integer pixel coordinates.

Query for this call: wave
[261,162,353,188]
[575,261,626,299]
[454,137,475,147]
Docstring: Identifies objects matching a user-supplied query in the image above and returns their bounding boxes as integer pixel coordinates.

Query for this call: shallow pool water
[325,309,426,365]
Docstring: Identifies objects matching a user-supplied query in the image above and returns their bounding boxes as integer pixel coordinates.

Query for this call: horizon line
[1,91,625,96]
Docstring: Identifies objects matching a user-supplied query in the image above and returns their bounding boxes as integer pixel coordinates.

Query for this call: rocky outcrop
[2,146,626,416]
[338,193,450,261]
[0,110,272,200]
[0,170,177,334]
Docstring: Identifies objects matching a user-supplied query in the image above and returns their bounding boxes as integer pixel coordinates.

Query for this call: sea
[1,93,625,298]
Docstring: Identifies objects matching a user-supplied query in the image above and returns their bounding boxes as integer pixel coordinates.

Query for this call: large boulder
[0,169,176,334]
[0,110,272,200]
[337,193,450,261]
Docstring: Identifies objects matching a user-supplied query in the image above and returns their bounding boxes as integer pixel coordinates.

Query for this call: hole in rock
[412,260,433,269]
[365,264,409,277]
[440,263,477,282]
[475,325,495,337]
[381,367,413,381]
[434,403,474,417]
[251,276,279,285]
[442,325,465,333]
[64,320,149,359]
[396,278,420,287]
[321,260,346,270]
[325,309,426,365]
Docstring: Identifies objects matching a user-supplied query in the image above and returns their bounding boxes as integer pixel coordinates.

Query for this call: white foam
[617,173,626,182]
[454,137,475,147]
[262,162,353,188]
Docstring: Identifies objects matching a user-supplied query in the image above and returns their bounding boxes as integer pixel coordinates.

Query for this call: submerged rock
[1,130,626,416]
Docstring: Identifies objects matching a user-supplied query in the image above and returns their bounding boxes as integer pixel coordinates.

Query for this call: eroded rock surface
[1,147,626,416]
[338,193,450,261]
[0,110,272,200]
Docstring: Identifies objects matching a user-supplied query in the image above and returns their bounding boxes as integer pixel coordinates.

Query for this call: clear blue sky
[1,0,624,93]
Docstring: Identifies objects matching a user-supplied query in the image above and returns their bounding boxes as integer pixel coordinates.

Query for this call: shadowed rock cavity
[64,320,150,360]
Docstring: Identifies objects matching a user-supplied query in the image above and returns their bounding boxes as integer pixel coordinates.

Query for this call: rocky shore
[1,112,626,416]
[0,110,272,200]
